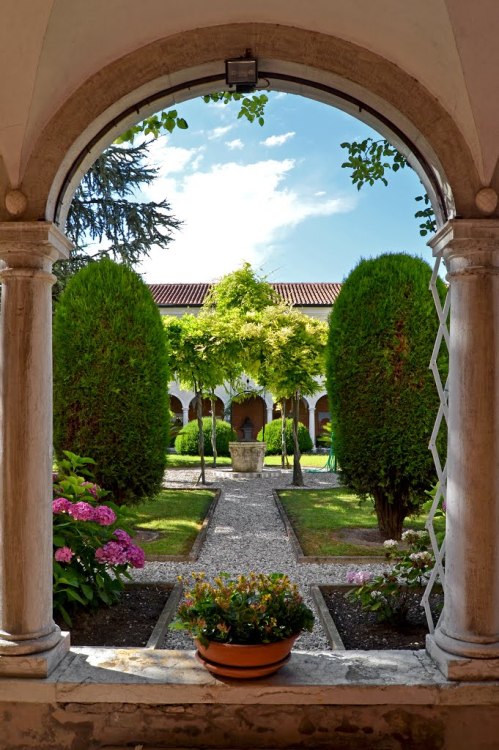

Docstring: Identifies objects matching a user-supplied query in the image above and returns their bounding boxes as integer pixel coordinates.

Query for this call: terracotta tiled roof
[148,283,211,306]
[149,282,341,307]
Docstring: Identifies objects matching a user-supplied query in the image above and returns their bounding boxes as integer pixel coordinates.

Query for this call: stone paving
[130,466,387,650]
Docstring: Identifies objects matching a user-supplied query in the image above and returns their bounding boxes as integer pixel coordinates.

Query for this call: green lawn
[166,453,329,469]
[127,488,215,556]
[278,487,445,557]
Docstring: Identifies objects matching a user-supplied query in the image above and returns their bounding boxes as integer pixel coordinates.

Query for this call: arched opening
[188,395,224,423]
[0,13,499,748]
[272,397,308,431]
[315,394,331,446]
[231,393,267,441]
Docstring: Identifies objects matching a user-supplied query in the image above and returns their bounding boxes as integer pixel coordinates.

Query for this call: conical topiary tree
[53,259,169,504]
[326,253,447,539]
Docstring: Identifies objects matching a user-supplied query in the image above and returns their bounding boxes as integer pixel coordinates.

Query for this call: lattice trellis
[421,251,449,633]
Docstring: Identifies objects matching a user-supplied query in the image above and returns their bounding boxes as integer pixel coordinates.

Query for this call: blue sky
[138,92,431,284]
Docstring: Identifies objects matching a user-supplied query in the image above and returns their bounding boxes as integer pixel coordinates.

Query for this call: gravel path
[130,467,387,650]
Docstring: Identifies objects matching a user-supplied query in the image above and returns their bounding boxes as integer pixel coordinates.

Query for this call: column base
[426,635,499,681]
[0,632,70,677]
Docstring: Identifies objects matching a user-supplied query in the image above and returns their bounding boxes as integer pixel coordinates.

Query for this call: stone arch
[17,23,484,228]
[188,395,225,423]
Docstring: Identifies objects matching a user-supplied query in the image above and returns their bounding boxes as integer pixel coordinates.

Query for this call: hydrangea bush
[52,451,145,625]
[345,530,435,625]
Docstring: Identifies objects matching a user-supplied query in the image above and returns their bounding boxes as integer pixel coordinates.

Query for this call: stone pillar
[308,406,316,449]
[182,406,189,426]
[267,404,273,425]
[427,219,499,680]
[0,222,71,677]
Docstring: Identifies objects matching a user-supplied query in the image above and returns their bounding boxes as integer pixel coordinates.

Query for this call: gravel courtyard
[131,467,387,650]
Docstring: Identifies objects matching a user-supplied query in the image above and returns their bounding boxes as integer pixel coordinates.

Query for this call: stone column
[267,404,273,425]
[182,406,189,426]
[0,222,71,677]
[427,219,499,680]
[308,406,316,449]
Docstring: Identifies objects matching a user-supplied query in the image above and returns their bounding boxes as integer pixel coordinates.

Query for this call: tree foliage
[53,259,169,504]
[245,305,327,484]
[326,253,446,538]
[59,142,182,297]
[204,262,279,314]
[340,138,437,236]
[164,313,243,480]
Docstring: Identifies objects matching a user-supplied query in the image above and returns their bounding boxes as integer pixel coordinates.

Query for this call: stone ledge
[0,648,498,706]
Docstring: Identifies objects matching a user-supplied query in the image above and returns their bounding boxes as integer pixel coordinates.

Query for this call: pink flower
[95,541,128,565]
[68,501,96,522]
[52,497,72,514]
[346,570,373,585]
[54,546,74,563]
[93,505,117,526]
[82,481,99,498]
[126,544,145,568]
[113,529,132,544]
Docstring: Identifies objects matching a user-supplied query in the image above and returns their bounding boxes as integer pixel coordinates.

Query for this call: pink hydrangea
[52,497,72,514]
[68,501,96,522]
[95,541,129,565]
[93,505,117,526]
[82,481,99,498]
[113,529,132,544]
[54,546,74,563]
[126,544,145,568]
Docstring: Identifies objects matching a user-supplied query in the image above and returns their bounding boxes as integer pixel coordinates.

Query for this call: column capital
[0,221,72,271]
[429,219,499,277]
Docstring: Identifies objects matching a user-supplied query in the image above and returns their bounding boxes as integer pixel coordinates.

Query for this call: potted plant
[171,571,314,678]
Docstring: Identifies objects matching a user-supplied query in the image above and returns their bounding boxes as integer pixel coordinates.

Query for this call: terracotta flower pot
[195,634,298,679]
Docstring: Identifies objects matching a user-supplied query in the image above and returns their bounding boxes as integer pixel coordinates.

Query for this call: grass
[278,487,446,557]
[127,488,215,556]
[166,453,329,468]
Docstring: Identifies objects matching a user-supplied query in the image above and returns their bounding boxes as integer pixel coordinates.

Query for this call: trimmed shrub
[257,418,313,455]
[175,417,237,456]
[325,253,447,539]
[53,259,169,504]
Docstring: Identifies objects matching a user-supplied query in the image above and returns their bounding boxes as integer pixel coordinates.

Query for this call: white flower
[383,539,398,550]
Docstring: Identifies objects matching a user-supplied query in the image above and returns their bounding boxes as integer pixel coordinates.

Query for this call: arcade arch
[0,19,498,701]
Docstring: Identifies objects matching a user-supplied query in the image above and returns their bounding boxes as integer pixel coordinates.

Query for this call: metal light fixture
[225,50,258,93]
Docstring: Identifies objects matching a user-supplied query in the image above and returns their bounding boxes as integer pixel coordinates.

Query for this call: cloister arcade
[0,2,498,747]
[170,381,329,446]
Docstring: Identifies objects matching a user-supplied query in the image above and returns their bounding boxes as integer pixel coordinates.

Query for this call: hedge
[175,417,237,456]
[257,418,313,455]
[53,259,169,504]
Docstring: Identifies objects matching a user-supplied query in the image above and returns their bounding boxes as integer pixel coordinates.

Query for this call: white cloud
[226,138,244,150]
[139,158,355,282]
[315,190,326,197]
[260,132,296,148]
[146,140,204,176]
[208,125,233,140]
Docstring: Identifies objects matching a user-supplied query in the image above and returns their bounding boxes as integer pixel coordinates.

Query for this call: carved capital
[429,219,499,278]
[0,221,72,272]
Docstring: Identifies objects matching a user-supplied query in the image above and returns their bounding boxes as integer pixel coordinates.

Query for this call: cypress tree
[326,253,447,539]
[54,259,169,503]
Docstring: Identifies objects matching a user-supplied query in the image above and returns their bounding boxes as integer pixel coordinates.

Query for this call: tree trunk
[281,401,289,469]
[210,396,218,467]
[292,392,304,486]
[373,489,405,540]
[196,388,206,485]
